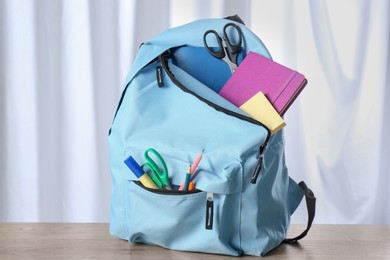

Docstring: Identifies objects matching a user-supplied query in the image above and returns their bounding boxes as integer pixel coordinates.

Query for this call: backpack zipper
[250,141,268,184]
[134,181,201,195]
[158,53,270,184]
[205,192,214,230]
[135,181,214,230]
[156,62,164,87]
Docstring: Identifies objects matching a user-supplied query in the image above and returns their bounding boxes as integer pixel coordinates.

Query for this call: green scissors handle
[141,148,171,190]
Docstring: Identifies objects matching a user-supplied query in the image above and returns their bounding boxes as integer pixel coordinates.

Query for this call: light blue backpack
[109,16,315,256]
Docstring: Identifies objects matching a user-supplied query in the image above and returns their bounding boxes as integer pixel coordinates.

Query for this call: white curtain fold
[0,0,389,224]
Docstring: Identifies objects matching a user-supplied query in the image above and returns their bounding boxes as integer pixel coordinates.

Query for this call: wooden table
[0,223,389,259]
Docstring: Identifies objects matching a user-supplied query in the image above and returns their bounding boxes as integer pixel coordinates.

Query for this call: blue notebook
[171,46,244,93]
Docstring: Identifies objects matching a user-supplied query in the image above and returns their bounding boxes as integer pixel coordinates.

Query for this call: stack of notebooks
[219,51,308,135]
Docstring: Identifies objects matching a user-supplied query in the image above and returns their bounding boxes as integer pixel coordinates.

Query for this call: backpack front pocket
[123,148,243,256]
[124,181,241,255]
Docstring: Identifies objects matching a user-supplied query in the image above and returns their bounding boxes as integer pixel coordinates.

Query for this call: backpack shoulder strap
[284,181,316,243]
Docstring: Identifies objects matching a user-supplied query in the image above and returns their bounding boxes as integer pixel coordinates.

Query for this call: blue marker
[124,156,158,189]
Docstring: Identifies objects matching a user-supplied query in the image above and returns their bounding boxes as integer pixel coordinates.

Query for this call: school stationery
[141,148,172,190]
[179,149,204,191]
[239,91,286,135]
[219,51,308,116]
[179,180,196,191]
[183,165,192,191]
[109,16,315,257]
[187,181,195,191]
[124,156,158,189]
[203,22,243,73]
[171,47,244,92]
[190,149,204,173]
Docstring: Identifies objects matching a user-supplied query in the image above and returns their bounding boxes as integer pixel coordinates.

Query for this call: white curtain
[1,0,389,224]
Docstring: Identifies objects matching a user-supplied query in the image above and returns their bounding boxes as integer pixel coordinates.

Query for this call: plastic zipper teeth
[134,181,201,195]
[250,142,268,184]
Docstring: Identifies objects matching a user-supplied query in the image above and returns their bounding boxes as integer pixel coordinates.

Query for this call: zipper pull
[205,192,214,230]
[156,63,164,87]
[250,142,268,184]
[250,155,263,184]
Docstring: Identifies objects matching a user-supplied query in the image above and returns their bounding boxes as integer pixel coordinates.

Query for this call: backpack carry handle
[224,14,245,25]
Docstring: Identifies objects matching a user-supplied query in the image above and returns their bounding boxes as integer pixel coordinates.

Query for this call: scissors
[141,148,172,190]
[203,22,243,73]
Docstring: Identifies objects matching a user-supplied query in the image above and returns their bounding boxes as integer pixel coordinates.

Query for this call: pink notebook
[219,51,307,116]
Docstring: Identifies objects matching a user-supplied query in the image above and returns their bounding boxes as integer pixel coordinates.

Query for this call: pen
[124,156,158,189]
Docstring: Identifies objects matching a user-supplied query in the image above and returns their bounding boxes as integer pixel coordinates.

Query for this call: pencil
[179,149,204,191]
[183,165,191,191]
[190,149,204,174]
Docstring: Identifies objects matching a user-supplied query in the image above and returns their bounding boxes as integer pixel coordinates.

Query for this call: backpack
[108,16,316,256]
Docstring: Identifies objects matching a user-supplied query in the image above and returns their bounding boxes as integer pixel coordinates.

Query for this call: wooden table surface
[0,223,389,259]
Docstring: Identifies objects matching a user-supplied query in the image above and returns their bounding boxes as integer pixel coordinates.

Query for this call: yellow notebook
[239,91,286,135]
